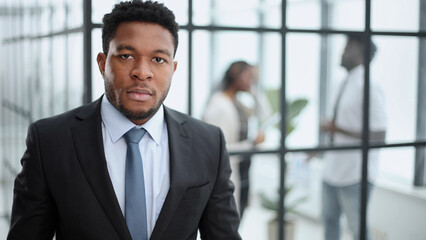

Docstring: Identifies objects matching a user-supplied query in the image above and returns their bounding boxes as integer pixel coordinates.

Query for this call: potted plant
[259,186,308,240]
[261,89,309,240]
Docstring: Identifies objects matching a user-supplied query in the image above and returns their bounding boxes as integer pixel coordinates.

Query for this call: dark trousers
[238,156,251,218]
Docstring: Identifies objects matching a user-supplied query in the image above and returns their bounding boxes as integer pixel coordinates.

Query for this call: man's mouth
[127,88,152,101]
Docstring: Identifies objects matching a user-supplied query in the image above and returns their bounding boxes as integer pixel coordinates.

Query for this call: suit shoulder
[32,100,100,132]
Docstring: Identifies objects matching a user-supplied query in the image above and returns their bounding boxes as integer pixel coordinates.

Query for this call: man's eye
[120,54,131,60]
[153,57,165,63]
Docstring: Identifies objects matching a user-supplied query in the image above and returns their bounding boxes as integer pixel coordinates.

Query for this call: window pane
[287,0,365,30]
[372,0,420,32]
[67,0,83,28]
[9,9,20,39]
[0,42,30,225]
[193,0,280,28]
[286,33,321,148]
[92,28,104,101]
[287,0,321,29]
[52,0,66,32]
[191,31,212,119]
[377,147,414,184]
[52,35,67,115]
[156,0,188,25]
[329,0,365,30]
[32,39,44,121]
[194,0,259,27]
[164,30,188,113]
[15,41,24,126]
[22,2,32,36]
[260,33,282,151]
[39,0,51,35]
[92,0,117,24]
[68,33,84,109]
[238,154,280,239]
[92,0,187,25]
[40,37,52,117]
[263,0,282,28]
[369,148,424,240]
[21,39,32,123]
[28,1,40,36]
[371,36,418,143]
[286,152,325,239]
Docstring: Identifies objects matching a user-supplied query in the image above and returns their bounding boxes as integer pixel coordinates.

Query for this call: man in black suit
[7,1,241,239]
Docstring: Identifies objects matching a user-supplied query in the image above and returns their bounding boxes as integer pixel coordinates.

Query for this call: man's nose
[131,59,154,80]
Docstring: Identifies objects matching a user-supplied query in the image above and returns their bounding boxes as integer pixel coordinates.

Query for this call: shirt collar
[348,64,364,80]
[101,95,165,145]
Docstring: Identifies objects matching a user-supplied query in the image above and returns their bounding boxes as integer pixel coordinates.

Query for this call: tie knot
[124,127,147,144]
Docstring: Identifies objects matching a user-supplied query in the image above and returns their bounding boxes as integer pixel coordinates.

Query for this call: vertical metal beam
[318,0,330,144]
[279,1,287,239]
[187,0,193,115]
[258,0,265,66]
[414,0,426,186]
[0,0,9,224]
[208,0,216,98]
[83,0,92,104]
[258,0,264,69]
[257,0,267,110]
[64,1,69,109]
[360,1,372,239]
[49,4,54,116]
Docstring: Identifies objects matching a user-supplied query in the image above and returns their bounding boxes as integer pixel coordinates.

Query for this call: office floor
[239,197,352,240]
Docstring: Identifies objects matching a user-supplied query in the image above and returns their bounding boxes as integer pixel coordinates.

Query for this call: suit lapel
[71,99,131,240]
[150,107,192,240]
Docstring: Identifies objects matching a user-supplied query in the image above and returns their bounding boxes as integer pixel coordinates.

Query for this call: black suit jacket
[8,98,241,240]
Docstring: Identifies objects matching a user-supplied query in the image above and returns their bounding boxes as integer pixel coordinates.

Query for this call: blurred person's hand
[305,151,320,162]
[320,120,336,133]
[254,131,265,145]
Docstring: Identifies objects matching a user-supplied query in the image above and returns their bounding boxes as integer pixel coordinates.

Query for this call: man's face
[97,22,177,125]
[341,39,363,71]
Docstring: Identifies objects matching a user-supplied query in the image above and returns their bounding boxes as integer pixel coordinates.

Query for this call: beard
[117,102,158,122]
[104,80,167,123]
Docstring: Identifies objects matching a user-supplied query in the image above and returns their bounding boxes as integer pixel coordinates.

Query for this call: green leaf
[264,88,308,136]
[260,89,309,216]
[287,99,308,122]
[258,186,308,217]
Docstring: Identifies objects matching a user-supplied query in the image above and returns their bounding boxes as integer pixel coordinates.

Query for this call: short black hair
[347,33,377,62]
[102,0,179,56]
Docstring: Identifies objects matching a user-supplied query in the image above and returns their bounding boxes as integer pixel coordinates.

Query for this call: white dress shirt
[100,96,170,238]
[323,65,387,186]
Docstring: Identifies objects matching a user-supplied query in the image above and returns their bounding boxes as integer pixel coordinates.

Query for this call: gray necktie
[124,127,148,240]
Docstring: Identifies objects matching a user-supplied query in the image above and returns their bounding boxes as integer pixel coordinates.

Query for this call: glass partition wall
[0,0,85,235]
[1,0,426,239]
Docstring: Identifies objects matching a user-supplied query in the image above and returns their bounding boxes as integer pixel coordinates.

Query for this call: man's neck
[346,63,363,72]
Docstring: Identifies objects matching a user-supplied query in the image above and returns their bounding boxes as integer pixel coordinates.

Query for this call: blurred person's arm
[320,120,386,142]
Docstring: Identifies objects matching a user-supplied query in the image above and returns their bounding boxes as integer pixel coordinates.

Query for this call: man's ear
[97,53,107,77]
[173,61,178,73]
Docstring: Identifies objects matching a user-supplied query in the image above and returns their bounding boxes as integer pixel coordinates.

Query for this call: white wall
[369,183,426,240]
